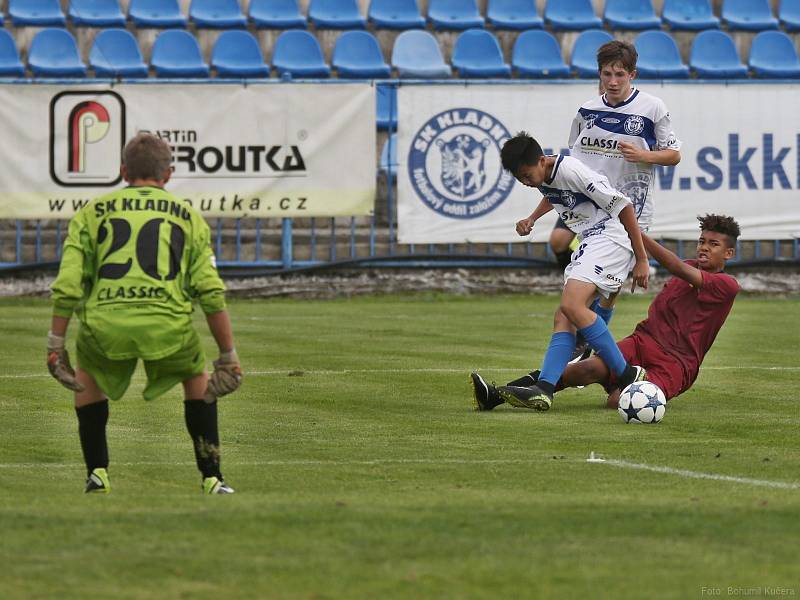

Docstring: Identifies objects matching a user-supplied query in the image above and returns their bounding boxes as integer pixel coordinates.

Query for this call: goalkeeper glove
[204,349,243,403]
[47,331,85,392]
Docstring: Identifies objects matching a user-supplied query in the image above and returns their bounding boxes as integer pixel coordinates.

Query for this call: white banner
[0,83,375,219]
[398,84,800,242]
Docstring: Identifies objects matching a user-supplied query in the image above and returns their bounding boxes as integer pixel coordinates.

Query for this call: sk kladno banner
[0,83,375,219]
[398,84,800,243]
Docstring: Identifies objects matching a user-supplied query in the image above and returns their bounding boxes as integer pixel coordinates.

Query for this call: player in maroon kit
[470,214,740,410]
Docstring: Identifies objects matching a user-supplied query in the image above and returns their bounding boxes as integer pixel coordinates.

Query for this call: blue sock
[539,331,577,386]
[595,302,614,325]
[577,316,628,376]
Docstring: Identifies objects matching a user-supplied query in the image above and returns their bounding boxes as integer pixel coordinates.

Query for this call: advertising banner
[398,84,800,241]
[0,83,375,219]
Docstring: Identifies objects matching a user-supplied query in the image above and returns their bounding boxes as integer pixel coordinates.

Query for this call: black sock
[537,380,556,397]
[555,250,572,271]
[76,400,109,476]
[184,400,222,480]
[506,370,539,387]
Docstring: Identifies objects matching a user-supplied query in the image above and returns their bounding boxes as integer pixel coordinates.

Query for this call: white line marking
[3,366,798,380]
[0,458,555,469]
[587,456,800,490]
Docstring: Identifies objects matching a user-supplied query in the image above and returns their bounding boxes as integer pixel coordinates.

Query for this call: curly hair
[698,214,740,247]
[500,131,543,176]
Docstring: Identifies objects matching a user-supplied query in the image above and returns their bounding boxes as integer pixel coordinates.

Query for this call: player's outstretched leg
[497,383,553,411]
[184,399,234,494]
[470,370,542,411]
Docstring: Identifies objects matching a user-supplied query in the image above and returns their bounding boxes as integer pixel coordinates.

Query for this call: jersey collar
[602,88,639,109]
[544,154,564,186]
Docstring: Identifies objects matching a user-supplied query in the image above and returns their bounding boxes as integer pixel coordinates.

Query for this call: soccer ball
[618,381,667,424]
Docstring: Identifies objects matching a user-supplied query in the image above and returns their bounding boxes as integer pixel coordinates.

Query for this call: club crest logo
[408,108,514,219]
[619,172,651,217]
[623,115,645,136]
[50,91,125,187]
[584,113,599,129]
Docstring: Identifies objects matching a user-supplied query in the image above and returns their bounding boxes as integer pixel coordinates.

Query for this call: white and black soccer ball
[618,381,667,424]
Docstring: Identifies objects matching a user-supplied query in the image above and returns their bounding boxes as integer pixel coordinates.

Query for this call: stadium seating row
[3,0,800,33]
[3,26,799,80]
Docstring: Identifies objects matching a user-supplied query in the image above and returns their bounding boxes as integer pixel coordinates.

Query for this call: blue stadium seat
[604,0,661,30]
[487,0,543,30]
[428,0,485,30]
[452,29,511,78]
[376,83,397,130]
[512,30,570,78]
[309,0,366,29]
[662,0,720,30]
[250,0,306,29]
[129,0,187,28]
[544,0,602,30]
[272,30,330,78]
[689,30,748,78]
[634,31,689,78]
[721,0,778,31]
[151,30,209,77]
[368,0,425,29]
[391,30,451,78]
[0,30,25,77]
[9,0,66,27]
[333,31,390,78]
[190,0,247,28]
[69,0,127,27]
[748,30,800,78]
[570,29,612,77]
[212,30,269,78]
[379,133,398,182]
[90,29,149,77]
[779,0,800,32]
[28,29,86,77]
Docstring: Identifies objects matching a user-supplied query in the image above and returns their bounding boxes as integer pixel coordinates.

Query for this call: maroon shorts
[606,333,694,400]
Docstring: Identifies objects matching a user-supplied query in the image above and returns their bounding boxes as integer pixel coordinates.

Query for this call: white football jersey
[538,155,633,251]
[568,88,681,231]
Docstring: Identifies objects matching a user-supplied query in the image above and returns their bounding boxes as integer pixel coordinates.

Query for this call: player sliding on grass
[471,214,740,410]
[480,132,650,411]
[47,133,243,495]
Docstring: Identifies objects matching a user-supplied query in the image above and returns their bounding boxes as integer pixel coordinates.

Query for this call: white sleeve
[653,100,682,151]
[567,161,632,218]
[567,112,583,149]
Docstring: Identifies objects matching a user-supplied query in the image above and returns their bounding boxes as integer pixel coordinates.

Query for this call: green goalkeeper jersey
[51,186,226,360]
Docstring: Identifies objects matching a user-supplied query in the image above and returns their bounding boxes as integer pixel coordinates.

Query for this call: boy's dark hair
[500,131,543,176]
[597,40,637,72]
[123,132,172,181]
[698,214,740,247]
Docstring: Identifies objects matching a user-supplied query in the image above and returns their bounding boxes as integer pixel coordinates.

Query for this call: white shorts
[563,235,634,298]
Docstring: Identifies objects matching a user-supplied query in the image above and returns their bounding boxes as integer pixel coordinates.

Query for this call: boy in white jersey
[471,132,649,411]
[568,40,682,361]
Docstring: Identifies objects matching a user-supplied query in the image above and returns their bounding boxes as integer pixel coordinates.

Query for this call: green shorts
[76,326,206,401]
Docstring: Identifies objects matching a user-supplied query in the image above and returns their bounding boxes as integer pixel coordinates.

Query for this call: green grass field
[1,293,798,599]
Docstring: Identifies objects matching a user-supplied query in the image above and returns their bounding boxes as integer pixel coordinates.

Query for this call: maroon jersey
[634,260,739,376]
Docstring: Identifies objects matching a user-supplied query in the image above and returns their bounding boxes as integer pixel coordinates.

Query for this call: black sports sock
[76,400,109,476]
[506,370,539,387]
[555,250,572,272]
[537,380,556,397]
[184,399,222,479]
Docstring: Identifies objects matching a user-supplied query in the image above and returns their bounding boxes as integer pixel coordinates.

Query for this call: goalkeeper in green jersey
[48,133,243,495]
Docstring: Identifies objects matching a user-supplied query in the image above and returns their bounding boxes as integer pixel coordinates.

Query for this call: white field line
[2,457,798,492]
[0,457,560,469]
[587,457,800,490]
[2,366,799,380]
